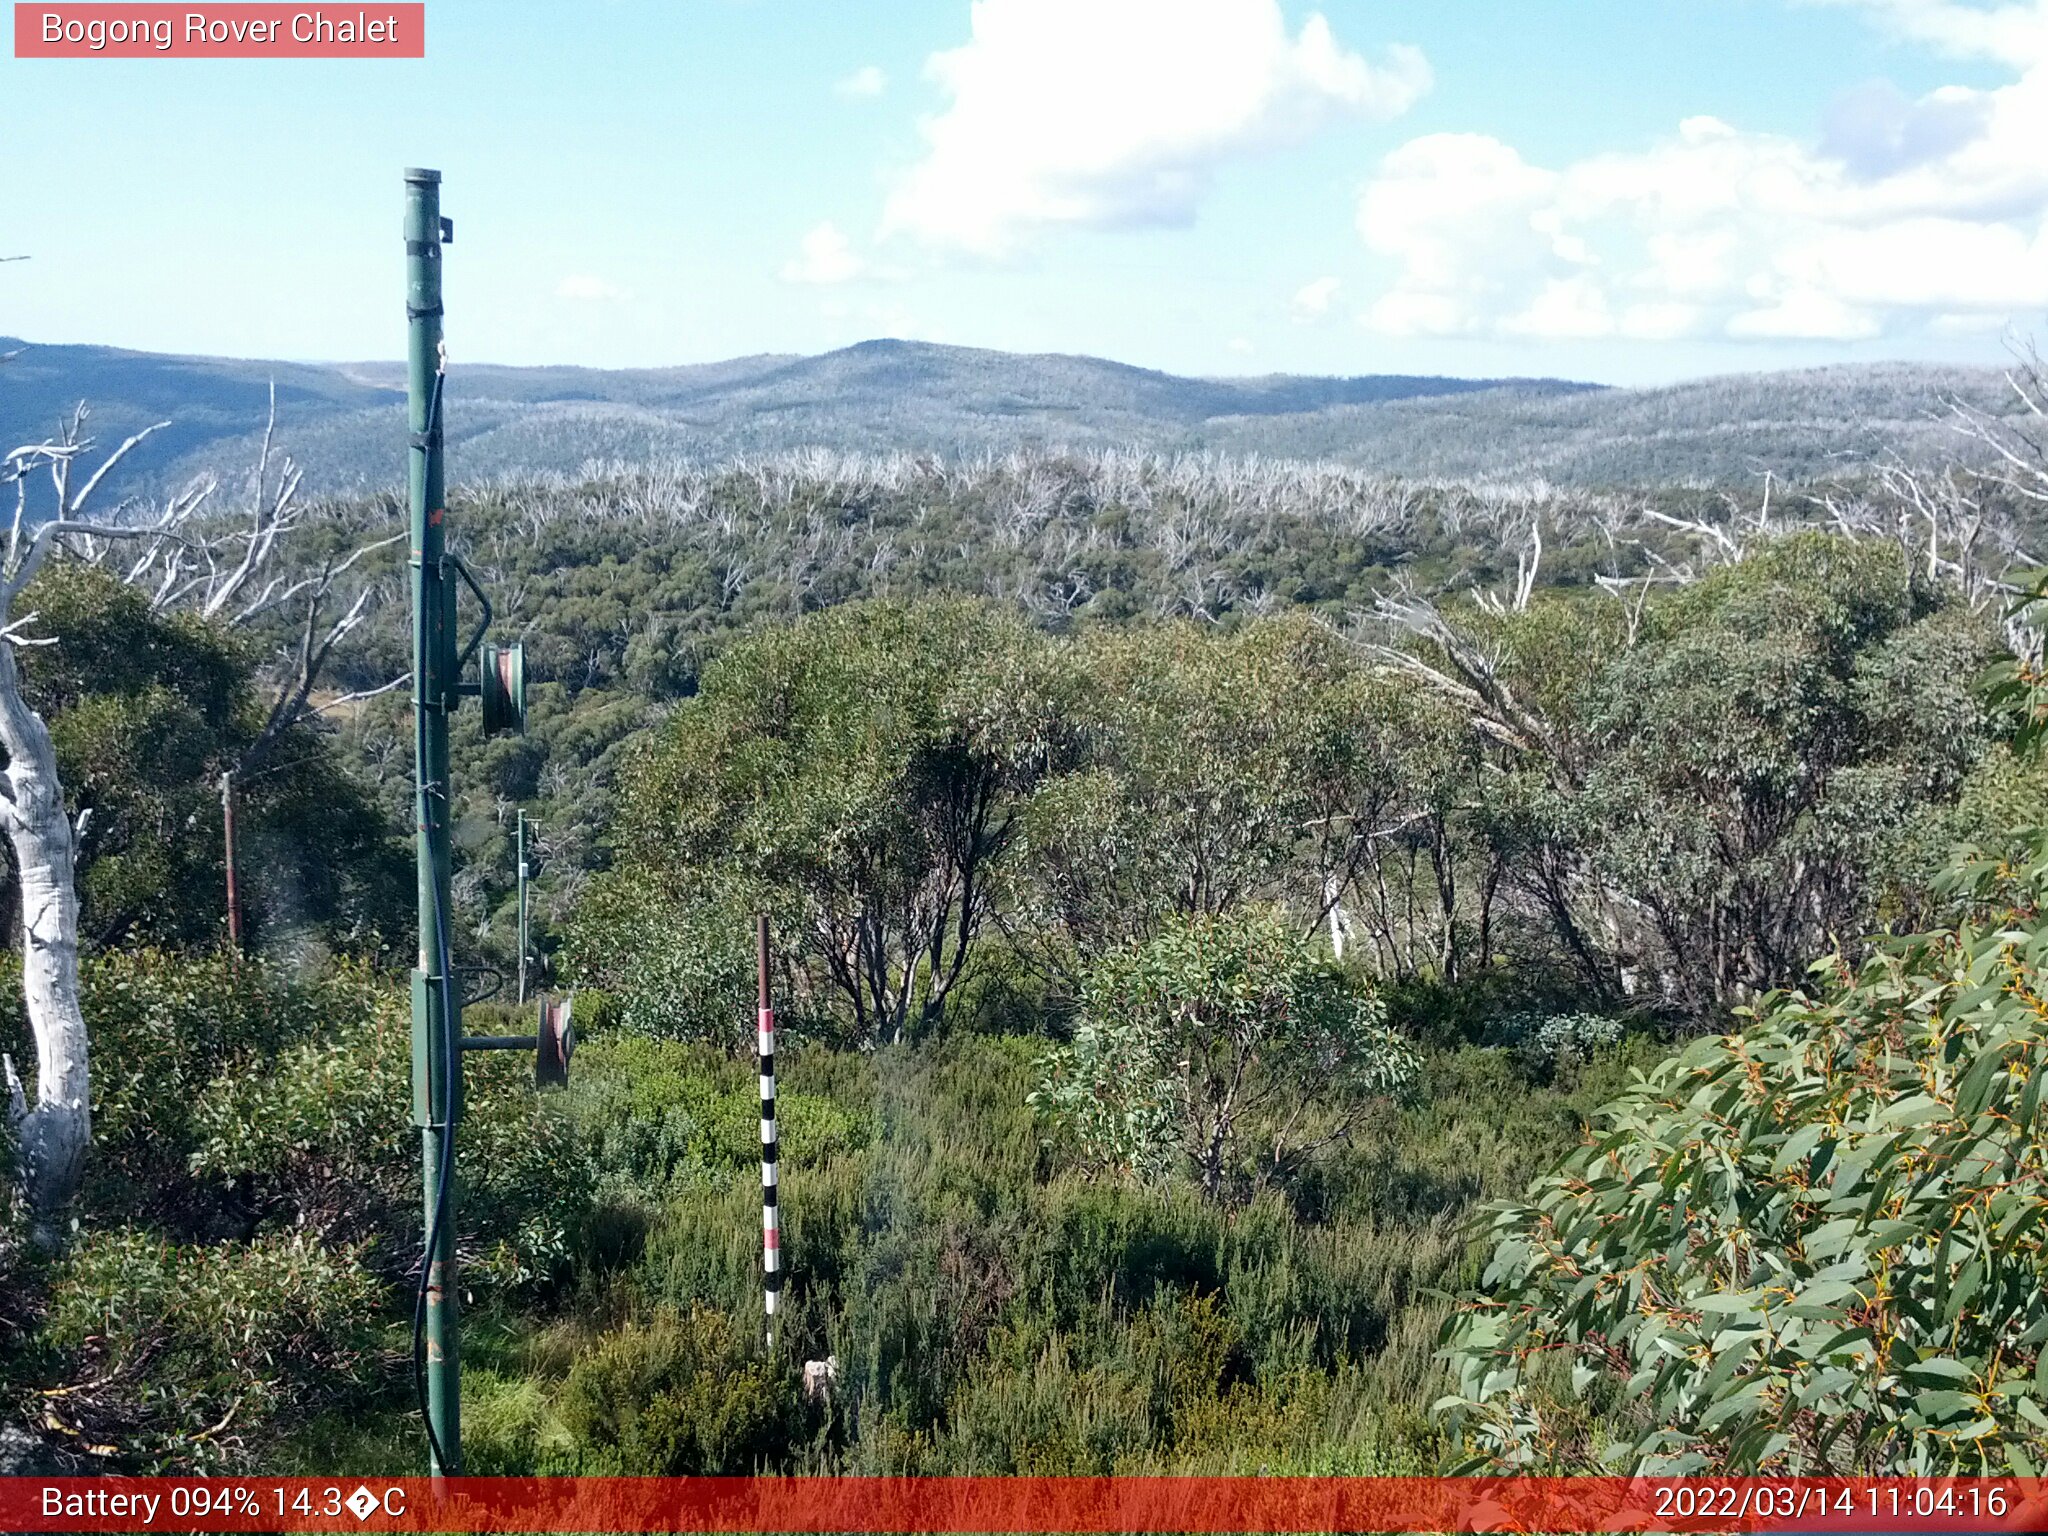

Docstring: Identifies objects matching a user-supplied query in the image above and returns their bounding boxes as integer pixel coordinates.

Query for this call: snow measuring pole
[405,166,537,1478]
[517,810,530,1004]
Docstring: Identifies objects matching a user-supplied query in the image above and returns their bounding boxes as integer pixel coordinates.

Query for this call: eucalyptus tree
[1440,788,2048,1473]
[1032,905,1418,1202]
[605,597,1068,1046]
[1372,535,1996,1020]
[1015,615,1472,971]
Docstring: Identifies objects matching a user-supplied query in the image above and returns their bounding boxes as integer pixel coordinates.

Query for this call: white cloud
[555,274,630,302]
[1778,216,2048,307]
[1356,0,2048,344]
[882,0,1430,255]
[1227,335,1255,353]
[1729,289,1883,340]
[1807,0,2048,65]
[1355,133,1559,336]
[1502,276,1614,340]
[781,222,867,285]
[1932,308,2018,332]
[1292,275,1342,318]
[836,65,887,98]
[1618,301,1702,341]
[1362,289,1468,338]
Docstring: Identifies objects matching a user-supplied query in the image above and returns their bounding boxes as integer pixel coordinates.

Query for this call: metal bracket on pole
[447,553,493,674]
[460,993,572,1090]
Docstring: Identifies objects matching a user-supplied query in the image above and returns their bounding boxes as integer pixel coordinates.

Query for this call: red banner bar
[5,1477,2048,1533]
[13,4,424,58]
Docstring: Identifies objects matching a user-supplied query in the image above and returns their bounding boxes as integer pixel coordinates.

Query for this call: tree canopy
[17,564,403,954]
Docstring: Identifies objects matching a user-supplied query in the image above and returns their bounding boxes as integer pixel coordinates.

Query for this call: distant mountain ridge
[0,334,2016,495]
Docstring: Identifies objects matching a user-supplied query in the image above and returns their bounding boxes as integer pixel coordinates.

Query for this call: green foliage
[1482,1010,1628,1084]
[0,949,383,1222]
[16,413,2026,1482]
[1035,909,1418,1200]
[25,565,242,948]
[187,994,596,1296]
[2,949,587,1292]
[566,869,758,1048]
[1017,618,1467,964]
[581,541,1989,1058]
[536,1028,1593,1476]
[322,455,1703,1007]
[18,563,404,953]
[7,984,1624,1475]
[1439,839,2048,1474]
[1485,535,1996,1016]
[556,1306,808,1474]
[600,598,1067,1046]
[186,1027,403,1210]
[457,1367,577,1475]
[593,604,1498,1049]
[566,1034,869,1195]
[38,1227,384,1468]
[1980,569,2048,760]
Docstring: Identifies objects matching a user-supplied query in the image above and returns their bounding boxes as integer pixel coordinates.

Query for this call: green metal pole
[405,166,460,1479]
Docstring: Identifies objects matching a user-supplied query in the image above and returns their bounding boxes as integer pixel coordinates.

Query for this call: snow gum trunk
[0,634,89,1248]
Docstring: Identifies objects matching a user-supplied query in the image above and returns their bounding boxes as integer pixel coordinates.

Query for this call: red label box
[14,3,425,57]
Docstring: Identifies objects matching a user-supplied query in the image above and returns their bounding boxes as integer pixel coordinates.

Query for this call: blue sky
[2,0,2043,384]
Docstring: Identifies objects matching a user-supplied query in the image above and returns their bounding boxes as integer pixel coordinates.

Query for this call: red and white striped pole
[757,913,781,1344]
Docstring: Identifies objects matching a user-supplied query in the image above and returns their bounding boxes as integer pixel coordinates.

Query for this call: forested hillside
[1,337,1577,502]
[8,332,2029,499]
[5,367,2048,1476]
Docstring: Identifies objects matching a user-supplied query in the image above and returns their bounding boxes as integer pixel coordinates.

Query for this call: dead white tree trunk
[0,386,398,1244]
[1323,871,1352,961]
[0,628,86,1248]
[0,398,174,1243]
[0,509,148,1247]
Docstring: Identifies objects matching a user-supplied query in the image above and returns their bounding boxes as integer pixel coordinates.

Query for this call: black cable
[410,845,459,1474]
[411,843,460,1474]
[409,367,460,1477]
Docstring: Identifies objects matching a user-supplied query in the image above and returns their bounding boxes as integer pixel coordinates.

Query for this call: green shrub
[186,995,410,1237]
[1482,1009,1627,1083]
[920,1290,1241,1473]
[600,599,1070,1049]
[0,951,387,1221]
[570,986,621,1037]
[39,1227,385,1469]
[460,1368,576,1475]
[461,1049,599,1295]
[567,1035,868,1195]
[566,872,761,1050]
[1440,840,2048,1474]
[17,563,406,953]
[1033,908,1418,1200]
[1382,968,1592,1053]
[188,990,595,1296]
[556,1305,807,1473]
